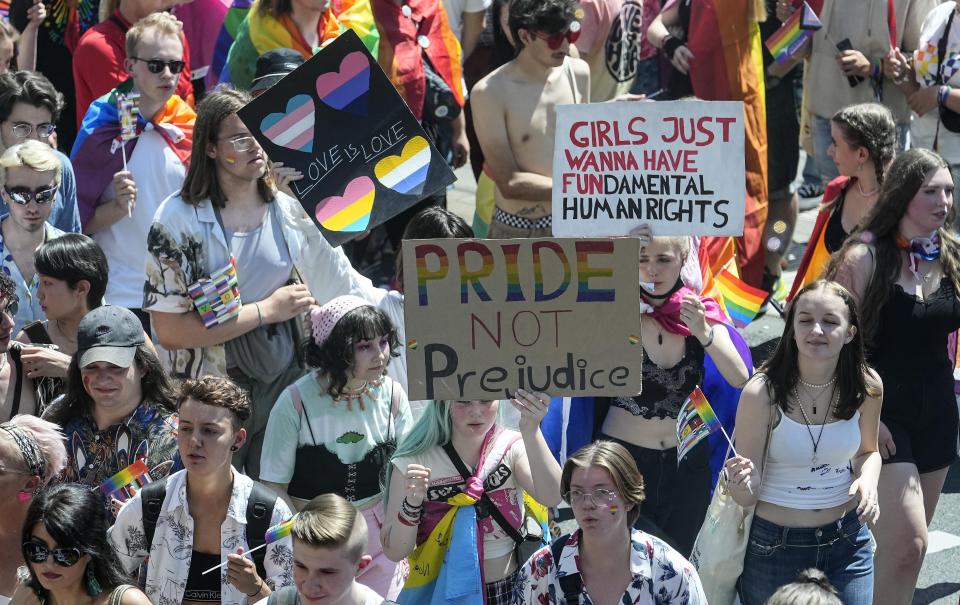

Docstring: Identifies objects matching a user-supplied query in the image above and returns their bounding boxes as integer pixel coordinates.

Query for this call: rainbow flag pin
[765,1,822,77]
[716,269,767,329]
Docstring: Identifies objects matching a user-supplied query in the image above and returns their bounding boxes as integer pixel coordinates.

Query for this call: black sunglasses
[22,541,83,567]
[131,57,185,74]
[4,185,56,205]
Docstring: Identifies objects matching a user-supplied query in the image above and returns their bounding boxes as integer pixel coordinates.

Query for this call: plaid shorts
[485,569,520,605]
[492,207,552,231]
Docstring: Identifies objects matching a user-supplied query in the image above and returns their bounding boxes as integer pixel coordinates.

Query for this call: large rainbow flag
[787,176,850,301]
[716,269,767,329]
[765,1,822,77]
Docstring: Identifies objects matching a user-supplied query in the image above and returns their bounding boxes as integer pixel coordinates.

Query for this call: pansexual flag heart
[315,176,376,232]
[374,136,431,195]
[260,94,315,153]
[316,51,371,115]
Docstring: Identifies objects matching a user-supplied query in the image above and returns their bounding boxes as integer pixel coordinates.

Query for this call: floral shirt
[109,468,295,605]
[0,221,65,334]
[45,399,181,498]
[514,529,707,605]
[143,191,365,379]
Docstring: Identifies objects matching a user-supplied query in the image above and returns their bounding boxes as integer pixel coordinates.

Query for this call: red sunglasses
[534,23,581,50]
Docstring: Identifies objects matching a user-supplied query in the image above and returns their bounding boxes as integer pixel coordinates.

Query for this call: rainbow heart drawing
[373,136,432,195]
[315,51,370,116]
[315,176,376,232]
[260,94,315,153]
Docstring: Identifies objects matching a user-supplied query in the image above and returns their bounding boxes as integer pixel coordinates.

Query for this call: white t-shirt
[253,584,387,605]
[96,125,186,308]
[441,0,491,41]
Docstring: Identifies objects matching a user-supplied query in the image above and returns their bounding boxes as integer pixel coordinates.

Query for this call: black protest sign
[237,30,455,246]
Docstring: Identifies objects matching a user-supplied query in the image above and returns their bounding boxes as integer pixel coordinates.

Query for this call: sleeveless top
[758,411,860,509]
[869,277,960,421]
[183,551,221,602]
[823,198,848,253]
[610,336,705,420]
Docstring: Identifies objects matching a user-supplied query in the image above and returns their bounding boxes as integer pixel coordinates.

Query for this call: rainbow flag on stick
[716,269,767,329]
[98,459,151,502]
[676,387,735,462]
[202,514,298,576]
[766,1,822,77]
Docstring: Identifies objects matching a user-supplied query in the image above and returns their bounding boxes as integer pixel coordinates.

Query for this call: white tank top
[758,411,861,509]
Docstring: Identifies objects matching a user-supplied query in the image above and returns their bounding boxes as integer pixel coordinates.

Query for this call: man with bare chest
[471,0,589,238]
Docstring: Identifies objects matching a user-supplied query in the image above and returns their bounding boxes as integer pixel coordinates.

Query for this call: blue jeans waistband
[751,508,863,547]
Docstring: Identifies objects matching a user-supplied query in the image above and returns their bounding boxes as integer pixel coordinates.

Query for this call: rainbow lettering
[575,240,615,302]
[415,244,449,306]
[458,242,494,304]
[501,244,524,302]
[532,241,571,301]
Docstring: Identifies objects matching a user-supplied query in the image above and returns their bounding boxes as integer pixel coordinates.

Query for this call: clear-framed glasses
[563,488,618,507]
[8,122,56,140]
[4,185,56,205]
[220,135,258,153]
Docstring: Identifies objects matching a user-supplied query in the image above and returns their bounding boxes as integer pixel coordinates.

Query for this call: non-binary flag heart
[237,30,456,246]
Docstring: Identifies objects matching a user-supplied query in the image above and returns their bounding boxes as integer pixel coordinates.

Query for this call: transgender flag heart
[315,51,371,116]
[374,136,431,196]
[315,176,376,232]
[260,95,315,153]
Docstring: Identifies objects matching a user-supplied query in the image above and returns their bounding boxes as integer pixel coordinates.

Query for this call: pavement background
[443,163,960,604]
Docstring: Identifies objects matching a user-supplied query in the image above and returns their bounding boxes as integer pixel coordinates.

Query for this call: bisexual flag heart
[315,51,371,116]
[374,136,431,196]
[315,176,376,232]
[260,95,315,153]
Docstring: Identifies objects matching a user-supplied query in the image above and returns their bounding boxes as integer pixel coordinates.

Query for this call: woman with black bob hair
[12,234,109,410]
[260,295,412,599]
[11,483,150,605]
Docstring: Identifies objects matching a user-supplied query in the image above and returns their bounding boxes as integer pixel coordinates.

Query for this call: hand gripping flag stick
[202,514,297,575]
[116,92,140,218]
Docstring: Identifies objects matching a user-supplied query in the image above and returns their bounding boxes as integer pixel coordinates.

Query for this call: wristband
[940,85,952,109]
[397,512,418,526]
[246,578,262,597]
[701,325,716,349]
[662,36,684,60]
[254,302,263,328]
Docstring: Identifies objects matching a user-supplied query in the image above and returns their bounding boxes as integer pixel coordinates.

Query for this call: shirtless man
[0,271,36,421]
[470,0,589,238]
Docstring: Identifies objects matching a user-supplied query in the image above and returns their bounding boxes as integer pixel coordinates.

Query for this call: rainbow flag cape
[70,79,195,228]
[765,1,822,77]
[788,176,850,301]
[265,514,297,543]
[398,429,518,605]
[222,0,380,90]
[98,459,151,502]
[676,387,722,462]
[208,0,253,88]
[716,269,767,328]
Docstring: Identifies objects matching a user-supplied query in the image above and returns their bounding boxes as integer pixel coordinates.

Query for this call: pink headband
[310,295,370,346]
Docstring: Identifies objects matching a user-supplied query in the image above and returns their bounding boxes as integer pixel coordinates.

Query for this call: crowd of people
[0,0,954,604]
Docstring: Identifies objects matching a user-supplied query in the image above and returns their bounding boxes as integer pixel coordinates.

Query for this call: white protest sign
[551,100,746,236]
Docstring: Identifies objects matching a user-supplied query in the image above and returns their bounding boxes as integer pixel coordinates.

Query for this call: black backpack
[140,478,277,579]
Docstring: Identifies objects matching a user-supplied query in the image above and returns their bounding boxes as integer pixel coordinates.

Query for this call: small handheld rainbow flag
[202,514,298,575]
[716,269,767,329]
[98,459,151,501]
[676,387,733,462]
[765,1,822,77]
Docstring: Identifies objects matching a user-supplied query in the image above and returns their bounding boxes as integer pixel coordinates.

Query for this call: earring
[230,446,239,452]
[17,490,31,503]
[85,563,102,596]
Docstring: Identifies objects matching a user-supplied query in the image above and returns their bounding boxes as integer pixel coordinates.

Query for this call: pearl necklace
[797,375,836,389]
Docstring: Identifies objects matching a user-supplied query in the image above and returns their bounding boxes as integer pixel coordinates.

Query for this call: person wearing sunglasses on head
[0,141,66,336]
[515,440,707,605]
[71,0,194,129]
[470,0,589,240]
[11,483,151,605]
[71,11,196,338]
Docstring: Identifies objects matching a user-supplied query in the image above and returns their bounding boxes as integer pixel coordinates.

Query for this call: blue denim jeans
[811,115,910,186]
[737,509,874,605]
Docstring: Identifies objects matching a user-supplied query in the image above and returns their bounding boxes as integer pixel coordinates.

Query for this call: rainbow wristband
[940,85,953,109]
[872,58,882,80]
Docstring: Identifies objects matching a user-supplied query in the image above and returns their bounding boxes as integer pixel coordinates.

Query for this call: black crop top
[610,335,705,420]
[824,199,848,253]
[184,551,221,602]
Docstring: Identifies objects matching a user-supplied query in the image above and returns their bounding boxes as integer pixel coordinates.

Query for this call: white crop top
[758,411,861,509]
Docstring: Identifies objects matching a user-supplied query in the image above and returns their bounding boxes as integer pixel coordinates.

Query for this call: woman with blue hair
[380,394,562,605]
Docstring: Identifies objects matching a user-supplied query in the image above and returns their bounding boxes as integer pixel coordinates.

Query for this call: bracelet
[940,85,952,109]
[662,36,683,60]
[701,325,716,349]
[397,512,418,526]
[253,302,263,328]
[246,578,262,597]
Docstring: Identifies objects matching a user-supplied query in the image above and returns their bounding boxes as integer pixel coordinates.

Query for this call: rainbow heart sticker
[260,94,315,153]
[374,136,431,195]
[315,176,376,232]
[315,51,370,116]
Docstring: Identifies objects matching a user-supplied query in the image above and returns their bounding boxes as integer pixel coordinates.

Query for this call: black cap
[77,306,145,369]
[250,48,305,95]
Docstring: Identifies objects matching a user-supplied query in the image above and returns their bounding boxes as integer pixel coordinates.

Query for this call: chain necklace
[797,375,836,389]
[792,386,839,464]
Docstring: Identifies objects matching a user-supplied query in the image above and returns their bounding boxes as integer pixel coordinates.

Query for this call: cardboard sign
[551,100,746,237]
[237,30,456,246]
[403,237,643,400]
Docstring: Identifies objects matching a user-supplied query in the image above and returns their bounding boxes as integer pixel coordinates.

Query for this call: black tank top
[824,199,848,253]
[183,551,221,602]
[609,335,705,420]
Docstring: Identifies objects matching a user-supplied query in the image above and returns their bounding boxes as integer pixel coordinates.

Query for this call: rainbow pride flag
[676,387,722,462]
[98,459,151,501]
[264,514,297,543]
[716,269,767,329]
[765,1,822,77]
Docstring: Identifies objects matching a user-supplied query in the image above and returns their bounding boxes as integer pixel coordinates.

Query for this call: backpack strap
[551,534,582,605]
[140,478,169,550]
[246,482,278,580]
[8,344,23,417]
